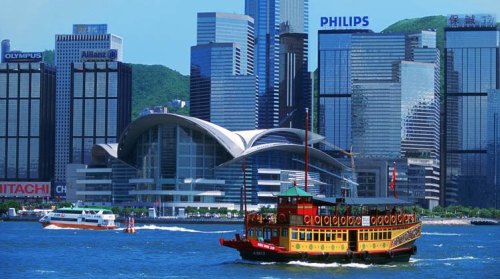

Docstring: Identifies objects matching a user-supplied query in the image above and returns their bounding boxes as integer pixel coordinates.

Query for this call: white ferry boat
[39,203,118,230]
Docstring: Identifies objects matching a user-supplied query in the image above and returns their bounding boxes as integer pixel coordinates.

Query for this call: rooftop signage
[80,49,118,61]
[4,52,42,62]
[0,182,51,198]
[73,24,107,35]
[320,16,369,29]
[447,14,497,28]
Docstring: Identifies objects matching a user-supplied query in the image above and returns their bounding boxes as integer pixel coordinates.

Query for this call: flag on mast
[390,162,397,198]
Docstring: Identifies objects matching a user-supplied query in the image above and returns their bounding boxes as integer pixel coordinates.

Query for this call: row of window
[247,227,395,242]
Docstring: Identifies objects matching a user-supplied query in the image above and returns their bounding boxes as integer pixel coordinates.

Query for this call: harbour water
[1,221,499,279]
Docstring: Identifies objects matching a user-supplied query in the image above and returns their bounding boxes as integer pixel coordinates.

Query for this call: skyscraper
[318,29,441,207]
[444,14,500,208]
[190,13,258,131]
[70,60,132,164]
[55,24,123,182]
[246,0,309,129]
[0,48,56,183]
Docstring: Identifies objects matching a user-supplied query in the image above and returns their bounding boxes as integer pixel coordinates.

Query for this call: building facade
[443,14,500,208]
[83,114,351,214]
[69,61,132,165]
[190,14,259,131]
[55,24,123,182]
[0,51,56,185]
[318,29,441,208]
[246,0,310,129]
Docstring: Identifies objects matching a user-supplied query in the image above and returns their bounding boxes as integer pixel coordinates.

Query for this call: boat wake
[44,225,82,230]
[134,224,234,234]
[421,232,463,236]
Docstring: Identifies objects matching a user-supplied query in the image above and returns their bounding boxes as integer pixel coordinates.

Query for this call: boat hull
[40,221,118,230]
[221,238,417,264]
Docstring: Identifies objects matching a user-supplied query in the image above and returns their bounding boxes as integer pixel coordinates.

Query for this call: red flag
[390,162,397,198]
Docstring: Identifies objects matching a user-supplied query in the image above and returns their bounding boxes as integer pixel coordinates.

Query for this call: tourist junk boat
[39,202,118,230]
[220,187,421,264]
[220,108,421,264]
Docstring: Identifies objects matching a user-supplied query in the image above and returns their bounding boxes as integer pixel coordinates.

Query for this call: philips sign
[80,49,118,61]
[321,16,369,28]
[4,52,43,62]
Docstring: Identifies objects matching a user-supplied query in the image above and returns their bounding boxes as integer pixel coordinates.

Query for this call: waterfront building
[190,13,258,131]
[443,14,500,208]
[139,106,168,118]
[246,0,310,129]
[0,42,56,189]
[317,30,440,208]
[54,24,123,183]
[85,113,351,214]
[69,61,132,165]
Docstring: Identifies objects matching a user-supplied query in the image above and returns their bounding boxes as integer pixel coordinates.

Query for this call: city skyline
[1,0,499,75]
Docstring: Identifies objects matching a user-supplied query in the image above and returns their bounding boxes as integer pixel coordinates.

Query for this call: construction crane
[320,140,356,181]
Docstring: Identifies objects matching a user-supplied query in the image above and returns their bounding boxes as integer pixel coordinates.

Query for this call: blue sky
[1,0,499,75]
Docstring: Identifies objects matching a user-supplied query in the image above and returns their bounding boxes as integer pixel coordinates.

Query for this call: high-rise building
[0,48,56,183]
[318,29,441,208]
[190,13,258,131]
[443,14,500,208]
[69,60,132,164]
[246,0,309,129]
[54,24,123,182]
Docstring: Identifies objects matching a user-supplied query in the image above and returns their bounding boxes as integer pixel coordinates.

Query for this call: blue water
[1,222,499,279]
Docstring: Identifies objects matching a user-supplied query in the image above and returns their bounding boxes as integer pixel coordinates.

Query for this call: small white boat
[39,202,118,230]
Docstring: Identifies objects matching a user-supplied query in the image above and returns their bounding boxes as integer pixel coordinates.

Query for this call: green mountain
[41,50,190,119]
[130,64,189,119]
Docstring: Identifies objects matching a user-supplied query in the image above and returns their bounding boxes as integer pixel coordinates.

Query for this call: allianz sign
[80,49,118,61]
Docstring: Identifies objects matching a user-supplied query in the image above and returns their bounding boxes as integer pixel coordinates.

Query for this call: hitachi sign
[321,16,369,28]
[4,52,43,62]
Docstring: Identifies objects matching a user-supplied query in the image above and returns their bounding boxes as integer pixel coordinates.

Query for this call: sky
[1,0,499,75]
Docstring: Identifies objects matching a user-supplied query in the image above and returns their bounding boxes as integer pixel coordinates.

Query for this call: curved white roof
[93,113,347,171]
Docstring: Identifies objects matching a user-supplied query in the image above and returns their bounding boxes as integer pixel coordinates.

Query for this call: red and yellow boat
[220,186,421,264]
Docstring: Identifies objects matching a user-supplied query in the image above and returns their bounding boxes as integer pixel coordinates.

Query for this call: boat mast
[243,157,248,237]
[305,108,309,193]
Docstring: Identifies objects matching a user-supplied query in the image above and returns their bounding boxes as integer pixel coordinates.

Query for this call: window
[282,228,289,237]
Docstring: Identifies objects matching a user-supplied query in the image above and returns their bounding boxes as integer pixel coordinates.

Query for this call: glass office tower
[190,43,258,131]
[318,30,440,207]
[191,13,258,131]
[70,61,132,164]
[444,14,500,208]
[55,24,123,182]
[246,0,309,129]
[197,12,254,75]
[0,61,56,181]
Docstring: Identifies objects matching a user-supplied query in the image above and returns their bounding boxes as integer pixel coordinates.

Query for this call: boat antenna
[242,157,248,237]
[305,108,309,193]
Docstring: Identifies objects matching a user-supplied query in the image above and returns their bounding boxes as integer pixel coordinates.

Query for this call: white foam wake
[422,232,463,236]
[135,225,234,234]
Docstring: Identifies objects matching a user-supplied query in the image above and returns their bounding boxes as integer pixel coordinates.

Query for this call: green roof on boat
[278,186,312,197]
[57,207,112,212]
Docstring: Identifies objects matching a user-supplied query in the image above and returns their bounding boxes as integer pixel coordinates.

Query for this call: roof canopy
[313,197,415,207]
[278,186,312,197]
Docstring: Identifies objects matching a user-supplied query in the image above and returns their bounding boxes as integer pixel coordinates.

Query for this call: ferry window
[292,198,297,205]
[379,232,383,240]
[383,232,387,239]
[359,234,363,241]
[279,198,283,204]
[282,228,289,237]
[249,229,254,236]
[256,229,262,236]
[300,232,305,240]
[314,232,319,241]
[388,232,392,239]
[373,233,378,240]
[331,233,336,241]
[337,233,342,239]
[320,232,325,242]
[307,232,312,241]
[273,229,279,237]
[326,232,331,241]
[342,233,347,241]
[365,233,369,240]
[264,228,271,239]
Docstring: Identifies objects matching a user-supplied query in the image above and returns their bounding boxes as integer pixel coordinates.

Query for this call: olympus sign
[4,52,43,62]
[80,49,118,61]
[321,16,369,28]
